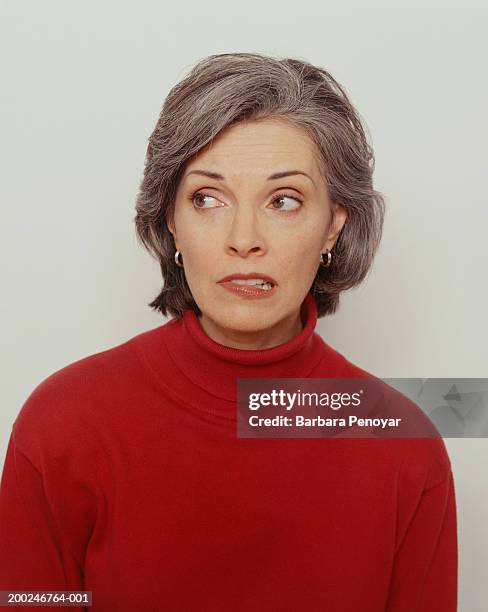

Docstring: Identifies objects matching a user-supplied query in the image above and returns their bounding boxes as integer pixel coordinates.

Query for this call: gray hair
[134,52,385,318]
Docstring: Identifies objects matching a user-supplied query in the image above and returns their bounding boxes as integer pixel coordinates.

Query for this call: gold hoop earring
[320,249,332,268]
[174,250,184,268]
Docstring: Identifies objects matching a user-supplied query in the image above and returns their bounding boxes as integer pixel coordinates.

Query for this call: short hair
[134,52,385,319]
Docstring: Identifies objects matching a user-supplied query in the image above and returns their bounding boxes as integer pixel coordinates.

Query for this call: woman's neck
[197,309,304,351]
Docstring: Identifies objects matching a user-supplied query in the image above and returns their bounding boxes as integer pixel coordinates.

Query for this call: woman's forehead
[184,121,320,183]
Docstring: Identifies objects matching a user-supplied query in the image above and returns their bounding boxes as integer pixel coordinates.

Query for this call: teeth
[230,279,274,290]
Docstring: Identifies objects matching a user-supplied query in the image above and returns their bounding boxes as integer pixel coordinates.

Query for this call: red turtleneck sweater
[0,292,457,611]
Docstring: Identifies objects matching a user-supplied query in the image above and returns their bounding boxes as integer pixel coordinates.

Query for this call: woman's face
[167,117,347,345]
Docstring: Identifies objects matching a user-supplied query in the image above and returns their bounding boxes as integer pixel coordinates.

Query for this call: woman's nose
[224,207,266,257]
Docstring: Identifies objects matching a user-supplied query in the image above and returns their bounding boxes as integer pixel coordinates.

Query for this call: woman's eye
[269,194,302,212]
[192,192,221,209]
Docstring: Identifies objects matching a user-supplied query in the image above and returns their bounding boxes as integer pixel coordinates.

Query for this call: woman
[0,52,457,611]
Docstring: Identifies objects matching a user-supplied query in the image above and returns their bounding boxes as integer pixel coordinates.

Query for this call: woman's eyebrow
[184,169,315,186]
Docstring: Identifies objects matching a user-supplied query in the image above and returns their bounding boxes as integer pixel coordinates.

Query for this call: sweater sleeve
[0,433,91,611]
[0,378,98,611]
[385,463,458,611]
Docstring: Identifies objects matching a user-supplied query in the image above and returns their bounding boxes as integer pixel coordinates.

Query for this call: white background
[1,1,487,609]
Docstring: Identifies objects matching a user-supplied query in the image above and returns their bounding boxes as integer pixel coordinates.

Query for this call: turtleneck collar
[184,291,317,364]
[136,291,329,421]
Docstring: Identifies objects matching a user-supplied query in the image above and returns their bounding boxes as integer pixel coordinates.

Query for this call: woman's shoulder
[11,326,162,462]
[313,344,452,489]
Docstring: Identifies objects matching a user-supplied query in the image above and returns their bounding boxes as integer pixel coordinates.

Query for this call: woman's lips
[217,273,278,285]
[217,280,278,299]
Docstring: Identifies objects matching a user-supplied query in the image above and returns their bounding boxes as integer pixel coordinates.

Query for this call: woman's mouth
[217,278,278,299]
[229,278,274,290]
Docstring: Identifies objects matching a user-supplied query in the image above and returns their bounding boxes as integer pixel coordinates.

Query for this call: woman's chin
[202,295,298,335]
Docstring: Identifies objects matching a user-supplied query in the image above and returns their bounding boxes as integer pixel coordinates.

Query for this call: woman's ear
[322,203,347,252]
[165,213,176,241]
